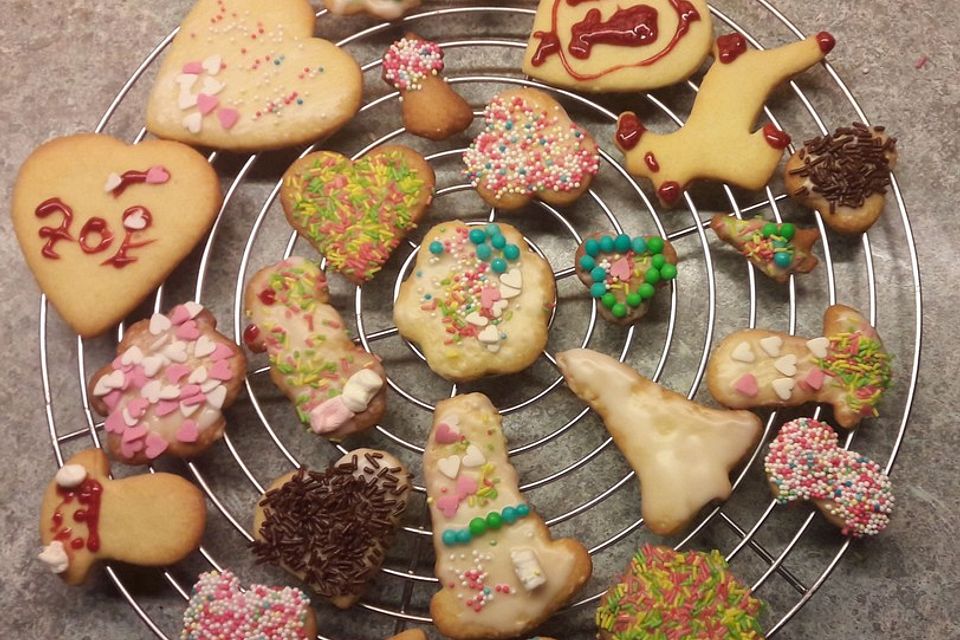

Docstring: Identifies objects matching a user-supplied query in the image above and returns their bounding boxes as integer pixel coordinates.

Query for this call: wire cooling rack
[37,2,921,639]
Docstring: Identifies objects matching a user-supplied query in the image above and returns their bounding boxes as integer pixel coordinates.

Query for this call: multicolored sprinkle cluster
[596,544,764,639]
[580,234,676,319]
[740,221,797,269]
[765,418,894,537]
[441,503,531,546]
[818,329,892,417]
[180,570,312,640]
[383,36,444,91]
[463,94,600,200]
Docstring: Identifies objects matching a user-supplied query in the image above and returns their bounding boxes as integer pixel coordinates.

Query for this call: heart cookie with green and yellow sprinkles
[280,145,435,284]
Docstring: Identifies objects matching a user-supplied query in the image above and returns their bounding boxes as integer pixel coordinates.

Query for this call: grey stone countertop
[0,1,956,639]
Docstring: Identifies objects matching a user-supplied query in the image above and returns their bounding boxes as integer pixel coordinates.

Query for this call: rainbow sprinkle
[765,417,894,537]
[383,36,444,91]
[596,545,764,640]
[463,93,600,200]
[818,330,892,416]
[180,570,312,640]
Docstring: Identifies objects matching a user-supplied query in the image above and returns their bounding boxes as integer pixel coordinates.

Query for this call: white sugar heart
[141,379,163,404]
[465,312,488,327]
[730,341,755,363]
[201,77,224,95]
[477,325,500,344]
[103,173,122,192]
[122,408,139,427]
[120,346,144,366]
[193,335,216,358]
[499,284,521,300]
[772,377,795,400]
[200,378,221,393]
[163,341,188,363]
[462,444,486,467]
[93,370,125,396]
[178,89,198,110]
[149,313,172,335]
[188,367,208,384]
[150,334,170,351]
[159,384,181,400]
[486,343,501,353]
[142,355,165,377]
[437,454,461,480]
[180,401,200,417]
[202,54,222,75]
[491,299,508,318]
[206,385,227,409]
[175,73,198,89]
[183,112,203,134]
[499,268,522,290]
[124,209,149,231]
[759,335,783,357]
[774,354,798,377]
[806,337,829,359]
[183,301,204,319]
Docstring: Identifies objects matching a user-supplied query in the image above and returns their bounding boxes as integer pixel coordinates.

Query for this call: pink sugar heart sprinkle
[170,306,192,326]
[208,360,233,381]
[155,400,179,417]
[309,397,355,434]
[804,368,825,391]
[181,392,206,406]
[435,422,461,444]
[217,108,239,130]
[176,420,200,443]
[733,373,759,397]
[166,363,191,384]
[480,286,501,309]
[176,320,201,341]
[127,397,150,418]
[180,384,201,399]
[436,495,461,518]
[145,165,170,184]
[125,366,148,390]
[122,425,148,444]
[196,93,219,116]
[112,356,132,372]
[144,433,169,459]
[210,343,235,361]
[182,61,204,74]
[121,438,145,459]
[105,411,126,435]
[456,474,478,498]
[608,257,632,282]
[103,390,123,411]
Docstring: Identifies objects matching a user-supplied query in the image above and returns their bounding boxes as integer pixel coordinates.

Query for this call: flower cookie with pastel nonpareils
[243,257,387,439]
[765,418,894,537]
[463,88,600,210]
[180,570,317,640]
[324,0,421,19]
[146,0,362,152]
[252,449,412,609]
[280,145,435,284]
[88,302,246,465]
[394,221,556,382]
[707,304,892,429]
[574,232,677,325]
[425,394,592,640]
[710,215,820,284]
[382,34,474,141]
[596,545,765,640]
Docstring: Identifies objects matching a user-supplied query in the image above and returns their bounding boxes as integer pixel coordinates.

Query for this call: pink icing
[734,373,759,397]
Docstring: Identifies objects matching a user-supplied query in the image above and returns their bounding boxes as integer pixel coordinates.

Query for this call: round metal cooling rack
[37,2,921,639]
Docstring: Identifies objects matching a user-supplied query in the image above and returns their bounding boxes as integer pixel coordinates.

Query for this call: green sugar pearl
[601,292,617,309]
[780,222,796,240]
[638,282,655,299]
[468,517,487,536]
[652,254,666,269]
[486,512,503,530]
[646,236,664,254]
[645,267,661,284]
[762,222,778,238]
[612,303,628,318]
[626,292,643,307]
[660,263,678,280]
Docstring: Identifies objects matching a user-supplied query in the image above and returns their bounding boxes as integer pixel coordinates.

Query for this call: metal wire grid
[35,3,922,639]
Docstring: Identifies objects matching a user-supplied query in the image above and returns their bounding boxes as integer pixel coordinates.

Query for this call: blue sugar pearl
[503,244,520,261]
[614,234,631,253]
[428,241,444,255]
[491,234,507,250]
[476,244,492,261]
[631,237,647,254]
[590,282,607,298]
[502,507,518,524]
[516,503,530,517]
[469,229,487,244]
[491,258,508,273]
[591,266,607,283]
[442,529,459,546]
[584,239,600,257]
[774,252,793,268]
[455,529,472,544]
[579,255,596,271]
[599,235,615,253]
[486,223,500,235]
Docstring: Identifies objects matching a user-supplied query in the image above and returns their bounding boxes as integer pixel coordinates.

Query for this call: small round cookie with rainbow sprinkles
[463,88,600,210]
[765,417,894,537]
[180,570,317,640]
[596,544,765,639]
[382,33,473,141]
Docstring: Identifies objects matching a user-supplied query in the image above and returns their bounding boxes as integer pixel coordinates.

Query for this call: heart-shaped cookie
[146,0,362,152]
[12,134,222,337]
[280,146,435,283]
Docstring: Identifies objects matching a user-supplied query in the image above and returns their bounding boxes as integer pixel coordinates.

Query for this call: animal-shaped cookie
[38,449,206,585]
[706,304,892,429]
[523,0,713,92]
[89,303,246,465]
[382,34,473,141]
[181,570,318,639]
[596,545,764,639]
[765,418,894,537]
[146,0,362,152]
[709,215,819,284]
[11,133,221,337]
[615,31,836,207]
[425,394,592,639]
[324,0,420,19]
[252,449,411,608]
[394,221,556,382]
[785,123,898,234]
[243,258,386,439]
[463,89,600,210]
[556,349,763,536]
[574,232,677,325]
[280,146,436,284]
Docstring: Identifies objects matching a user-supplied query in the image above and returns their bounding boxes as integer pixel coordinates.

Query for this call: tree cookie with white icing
[425,393,592,639]
[394,221,556,382]
[243,257,386,439]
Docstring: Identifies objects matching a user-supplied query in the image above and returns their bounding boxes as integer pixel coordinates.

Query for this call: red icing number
[35,198,74,259]
[51,478,103,553]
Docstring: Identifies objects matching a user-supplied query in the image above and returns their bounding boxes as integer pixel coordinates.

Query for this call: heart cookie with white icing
[11,134,222,337]
[146,0,362,152]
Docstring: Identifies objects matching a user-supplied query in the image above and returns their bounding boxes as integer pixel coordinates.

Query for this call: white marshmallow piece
[38,541,69,574]
[340,369,384,413]
[511,548,547,591]
[54,464,87,488]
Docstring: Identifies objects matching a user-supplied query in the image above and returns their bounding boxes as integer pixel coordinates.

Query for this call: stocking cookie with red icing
[243,257,386,439]
[280,145,435,284]
[615,32,836,207]
[709,215,819,284]
[464,89,600,210]
[38,449,206,585]
[11,133,221,337]
[146,0,362,152]
[426,393,592,640]
[382,34,473,141]
[89,302,246,465]
[523,0,713,93]
[324,0,420,19]
[706,305,892,429]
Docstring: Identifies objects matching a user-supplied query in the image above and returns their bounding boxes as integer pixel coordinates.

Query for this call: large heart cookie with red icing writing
[280,146,435,284]
[11,134,222,337]
[523,0,713,92]
[146,0,362,152]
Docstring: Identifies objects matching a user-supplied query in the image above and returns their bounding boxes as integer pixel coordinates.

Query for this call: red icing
[716,33,748,63]
[657,181,682,204]
[615,112,646,150]
[530,31,562,66]
[568,5,658,59]
[35,197,74,259]
[816,31,836,54]
[243,323,260,347]
[644,151,660,172]
[78,217,114,254]
[51,478,103,553]
[110,170,148,198]
[762,123,792,150]
[101,206,155,269]
[258,288,276,305]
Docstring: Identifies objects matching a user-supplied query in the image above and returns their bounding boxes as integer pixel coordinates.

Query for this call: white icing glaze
[38,541,69,574]
[55,464,87,488]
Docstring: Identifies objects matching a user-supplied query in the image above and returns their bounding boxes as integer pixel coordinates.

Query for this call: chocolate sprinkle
[789,122,896,214]
[251,452,410,598]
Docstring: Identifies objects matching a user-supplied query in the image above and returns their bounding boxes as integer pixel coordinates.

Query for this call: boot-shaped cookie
[709,215,819,284]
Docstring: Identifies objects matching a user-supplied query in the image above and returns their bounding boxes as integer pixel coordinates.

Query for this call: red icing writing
[51,478,103,554]
[78,217,114,254]
[762,123,792,150]
[530,31,561,66]
[615,113,646,150]
[644,151,660,172]
[816,31,836,54]
[35,198,75,259]
[110,166,171,198]
[100,206,155,269]
[717,33,748,63]
[657,181,682,205]
[568,5,658,59]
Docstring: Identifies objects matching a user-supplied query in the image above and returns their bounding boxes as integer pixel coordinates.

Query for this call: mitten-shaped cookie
[38,449,206,585]
[709,215,819,283]
[426,393,592,639]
